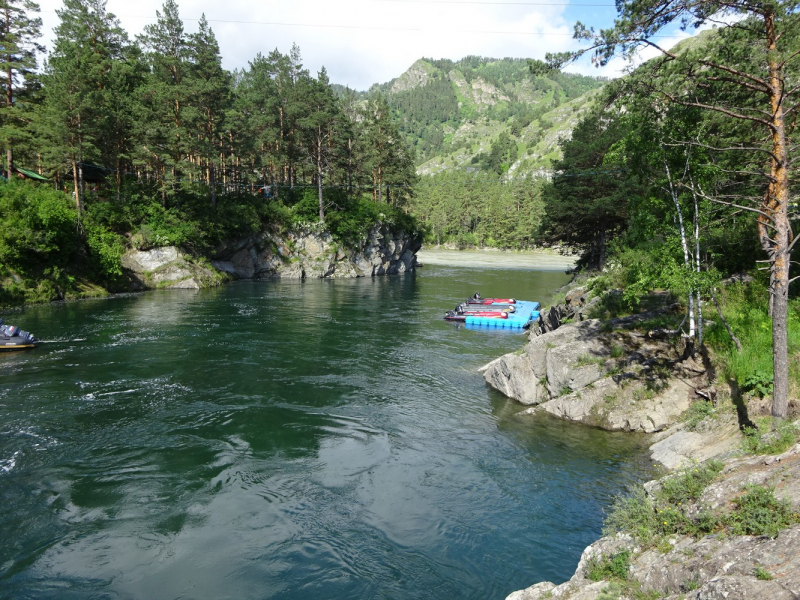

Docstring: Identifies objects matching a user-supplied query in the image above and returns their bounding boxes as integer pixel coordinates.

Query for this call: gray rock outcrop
[121,247,229,290]
[121,223,421,290]
[482,314,701,434]
[211,223,421,280]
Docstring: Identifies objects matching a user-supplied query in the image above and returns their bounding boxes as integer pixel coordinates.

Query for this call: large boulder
[122,247,229,290]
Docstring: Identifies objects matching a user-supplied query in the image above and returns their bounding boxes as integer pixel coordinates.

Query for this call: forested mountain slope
[342,57,606,177]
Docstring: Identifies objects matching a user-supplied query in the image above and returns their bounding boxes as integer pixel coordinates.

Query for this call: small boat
[465,298,516,305]
[445,310,509,321]
[458,302,515,312]
[465,293,516,305]
[0,320,38,351]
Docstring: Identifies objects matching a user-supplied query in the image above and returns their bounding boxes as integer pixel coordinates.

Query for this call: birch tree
[549,0,800,419]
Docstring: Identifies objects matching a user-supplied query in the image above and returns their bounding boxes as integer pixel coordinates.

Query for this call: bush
[683,400,716,431]
[0,179,78,272]
[726,485,798,537]
[604,461,724,545]
[658,460,724,505]
[586,550,631,582]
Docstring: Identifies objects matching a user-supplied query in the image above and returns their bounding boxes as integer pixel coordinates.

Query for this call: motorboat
[0,319,38,351]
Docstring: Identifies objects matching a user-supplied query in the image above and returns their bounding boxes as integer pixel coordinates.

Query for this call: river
[1,256,652,599]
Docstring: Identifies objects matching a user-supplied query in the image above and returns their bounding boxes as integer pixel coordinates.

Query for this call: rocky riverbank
[483,283,800,599]
[121,222,421,289]
[508,442,800,600]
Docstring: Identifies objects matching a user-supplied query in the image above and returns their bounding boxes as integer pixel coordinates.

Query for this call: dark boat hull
[0,337,38,351]
[0,322,38,351]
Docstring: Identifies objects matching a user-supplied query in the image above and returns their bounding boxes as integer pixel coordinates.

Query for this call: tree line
[1,0,417,222]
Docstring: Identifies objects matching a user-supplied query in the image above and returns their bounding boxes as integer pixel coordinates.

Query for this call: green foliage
[604,461,725,545]
[754,566,774,581]
[659,461,724,506]
[325,195,418,249]
[742,371,774,398]
[83,220,125,278]
[741,417,799,456]
[683,400,715,431]
[605,459,800,551]
[586,550,631,582]
[727,485,798,538]
[705,283,800,397]
[0,179,78,271]
[604,488,660,546]
[408,171,544,249]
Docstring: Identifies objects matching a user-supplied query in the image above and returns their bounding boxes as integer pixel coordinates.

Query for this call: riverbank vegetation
[533,1,799,420]
[0,0,418,305]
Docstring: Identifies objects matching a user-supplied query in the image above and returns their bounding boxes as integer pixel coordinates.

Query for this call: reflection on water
[0,267,652,599]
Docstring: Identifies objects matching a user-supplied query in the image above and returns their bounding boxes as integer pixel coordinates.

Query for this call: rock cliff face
[211,223,421,280]
[121,223,421,289]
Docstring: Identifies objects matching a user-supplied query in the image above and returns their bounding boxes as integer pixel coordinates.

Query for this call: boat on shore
[0,320,38,351]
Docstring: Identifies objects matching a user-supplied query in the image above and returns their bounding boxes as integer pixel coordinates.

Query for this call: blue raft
[464,301,540,329]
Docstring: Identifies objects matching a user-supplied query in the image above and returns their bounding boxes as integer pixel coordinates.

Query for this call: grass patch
[705,282,800,398]
[683,400,716,431]
[576,353,605,367]
[610,344,625,359]
[604,461,725,546]
[586,550,631,582]
[605,461,799,548]
[754,566,774,581]
[741,417,799,455]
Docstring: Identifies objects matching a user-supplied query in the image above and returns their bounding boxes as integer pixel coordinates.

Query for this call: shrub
[604,461,725,545]
[586,550,631,582]
[683,400,716,431]
[726,485,798,537]
[0,179,78,271]
[658,461,724,505]
[754,566,774,580]
[604,488,660,546]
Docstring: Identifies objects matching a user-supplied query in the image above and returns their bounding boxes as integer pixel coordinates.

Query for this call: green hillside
[367,57,606,175]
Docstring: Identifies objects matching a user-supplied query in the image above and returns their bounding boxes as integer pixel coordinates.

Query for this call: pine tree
[0,0,43,175]
[186,14,230,206]
[297,67,342,221]
[39,0,127,212]
[137,0,188,204]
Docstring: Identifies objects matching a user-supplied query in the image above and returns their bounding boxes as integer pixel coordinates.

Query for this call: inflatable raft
[464,300,540,329]
[444,296,540,329]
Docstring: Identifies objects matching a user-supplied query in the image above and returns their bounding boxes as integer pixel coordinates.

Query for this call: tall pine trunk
[758,7,791,420]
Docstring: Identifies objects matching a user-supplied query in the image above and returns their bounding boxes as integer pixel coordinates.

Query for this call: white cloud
[35,0,592,89]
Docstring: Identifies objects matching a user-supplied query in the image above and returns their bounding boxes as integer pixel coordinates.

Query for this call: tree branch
[661,92,774,129]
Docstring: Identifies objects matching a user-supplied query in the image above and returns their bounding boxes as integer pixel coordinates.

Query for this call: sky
[34,0,697,90]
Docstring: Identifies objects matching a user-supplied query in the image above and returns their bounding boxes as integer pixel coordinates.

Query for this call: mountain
[343,57,608,177]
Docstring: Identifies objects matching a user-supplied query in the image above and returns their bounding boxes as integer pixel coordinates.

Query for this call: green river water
[1,261,652,599]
